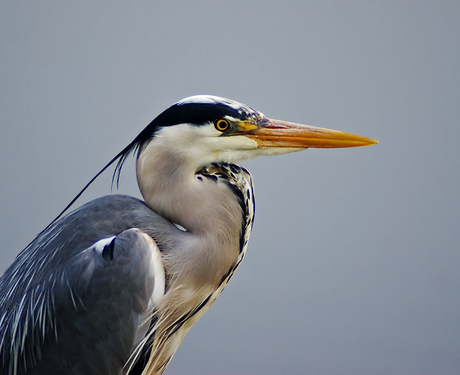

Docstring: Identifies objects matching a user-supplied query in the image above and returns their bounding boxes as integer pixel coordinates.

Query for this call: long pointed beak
[242,119,378,149]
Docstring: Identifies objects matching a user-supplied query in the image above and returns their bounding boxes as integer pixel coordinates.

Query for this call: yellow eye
[215,119,230,132]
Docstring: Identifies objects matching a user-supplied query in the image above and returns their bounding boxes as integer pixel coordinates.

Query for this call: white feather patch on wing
[142,233,166,307]
[93,236,116,254]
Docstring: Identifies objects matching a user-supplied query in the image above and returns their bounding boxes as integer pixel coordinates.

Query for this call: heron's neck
[136,141,244,284]
[137,146,236,231]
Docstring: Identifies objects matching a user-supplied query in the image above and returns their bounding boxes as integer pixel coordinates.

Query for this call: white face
[152,123,258,166]
[145,122,302,171]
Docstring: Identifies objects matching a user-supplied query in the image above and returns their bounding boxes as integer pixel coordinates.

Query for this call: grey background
[1,1,459,374]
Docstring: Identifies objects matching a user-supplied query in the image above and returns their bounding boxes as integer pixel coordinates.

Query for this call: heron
[0,95,377,375]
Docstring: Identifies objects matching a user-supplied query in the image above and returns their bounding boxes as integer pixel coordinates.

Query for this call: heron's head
[114,95,377,180]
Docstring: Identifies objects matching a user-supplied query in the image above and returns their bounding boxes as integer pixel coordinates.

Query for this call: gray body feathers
[0,196,174,375]
[0,162,254,375]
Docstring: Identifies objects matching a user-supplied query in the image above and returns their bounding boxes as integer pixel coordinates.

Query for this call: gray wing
[0,195,182,375]
[18,229,163,375]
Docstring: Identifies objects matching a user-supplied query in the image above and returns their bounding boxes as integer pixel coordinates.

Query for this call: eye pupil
[215,119,229,132]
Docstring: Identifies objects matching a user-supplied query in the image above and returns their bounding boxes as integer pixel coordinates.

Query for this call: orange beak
[240,119,378,149]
